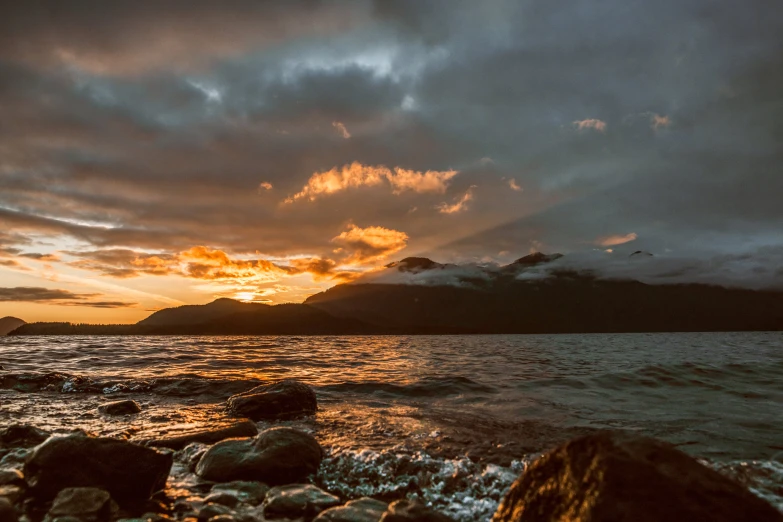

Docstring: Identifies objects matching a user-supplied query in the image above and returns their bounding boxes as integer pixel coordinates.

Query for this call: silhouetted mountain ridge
[10,253,783,334]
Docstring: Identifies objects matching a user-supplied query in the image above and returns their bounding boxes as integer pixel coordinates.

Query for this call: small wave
[317,447,528,521]
[320,376,498,398]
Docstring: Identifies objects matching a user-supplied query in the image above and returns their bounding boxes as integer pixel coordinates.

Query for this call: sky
[1,0,782,323]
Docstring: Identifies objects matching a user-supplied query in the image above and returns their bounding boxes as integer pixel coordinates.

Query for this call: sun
[233,291,256,302]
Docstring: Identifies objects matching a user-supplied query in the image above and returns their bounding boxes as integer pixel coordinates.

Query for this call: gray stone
[24,433,173,503]
[380,500,454,522]
[226,380,317,420]
[97,400,141,415]
[491,430,783,522]
[196,427,322,485]
[210,481,269,506]
[0,450,28,472]
[262,484,340,520]
[314,498,389,522]
[45,487,117,522]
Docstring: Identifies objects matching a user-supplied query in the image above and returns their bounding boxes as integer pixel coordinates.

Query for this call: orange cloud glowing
[597,232,638,246]
[285,162,458,203]
[331,224,409,264]
[573,119,607,132]
[437,186,476,214]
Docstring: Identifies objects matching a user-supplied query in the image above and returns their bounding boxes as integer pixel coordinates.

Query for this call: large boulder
[136,419,258,450]
[314,498,389,522]
[492,430,783,522]
[196,427,322,485]
[262,484,340,520]
[379,500,454,522]
[24,434,173,503]
[226,380,317,420]
[45,487,118,522]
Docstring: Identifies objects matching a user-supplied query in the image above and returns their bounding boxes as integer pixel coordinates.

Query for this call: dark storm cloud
[0,0,781,287]
[0,286,136,307]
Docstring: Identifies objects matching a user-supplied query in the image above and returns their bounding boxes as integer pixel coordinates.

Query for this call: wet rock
[196,503,232,522]
[24,433,173,503]
[202,493,238,509]
[0,470,23,486]
[226,380,317,420]
[139,420,258,450]
[492,430,783,522]
[0,425,50,449]
[0,485,23,505]
[196,427,322,485]
[97,400,141,416]
[379,500,453,522]
[314,498,389,522]
[210,482,269,506]
[262,484,340,520]
[45,487,118,522]
[205,516,235,522]
[0,449,29,471]
[0,497,15,522]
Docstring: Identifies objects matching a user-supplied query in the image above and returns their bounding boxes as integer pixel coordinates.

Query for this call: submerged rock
[97,400,141,416]
[210,481,269,506]
[314,498,389,522]
[492,430,783,522]
[139,420,258,450]
[379,500,454,522]
[196,427,322,485]
[24,433,173,503]
[226,380,317,420]
[0,425,50,449]
[0,470,23,486]
[45,487,118,522]
[262,484,340,520]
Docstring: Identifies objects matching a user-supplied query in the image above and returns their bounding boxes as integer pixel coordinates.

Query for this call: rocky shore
[1,379,781,522]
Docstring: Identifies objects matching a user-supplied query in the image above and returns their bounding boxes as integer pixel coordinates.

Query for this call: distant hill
[11,302,384,335]
[0,316,26,335]
[10,253,783,335]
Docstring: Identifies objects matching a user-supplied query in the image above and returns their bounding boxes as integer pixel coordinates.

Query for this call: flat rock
[314,498,389,522]
[202,492,239,508]
[492,430,783,522]
[210,481,269,506]
[0,497,15,522]
[379,500,453,522]
[138,420,258,450]
[24,433,173,503]
[97,400,141,415]
[0,425,50,449]
[196,427,322,485]
[0,470,23,486]
[45,487,117,522]
[226,380,317,420]
[196,503,233,522]
[262,484,340,520]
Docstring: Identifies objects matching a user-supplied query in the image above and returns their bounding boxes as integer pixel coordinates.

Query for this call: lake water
[1,333,781,519]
